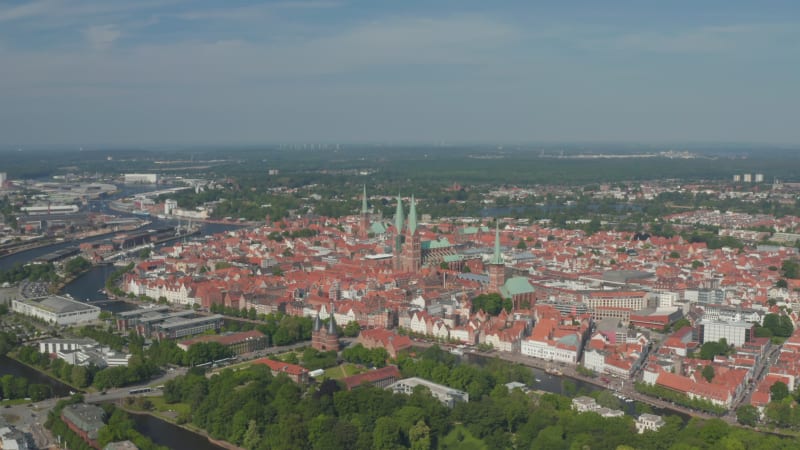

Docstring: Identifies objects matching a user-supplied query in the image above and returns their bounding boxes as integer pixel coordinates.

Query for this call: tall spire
[394,194,404,232]
[361,185,368,214]
[328,304,338,335]
[491,221,503,265]
[408,195,417,234]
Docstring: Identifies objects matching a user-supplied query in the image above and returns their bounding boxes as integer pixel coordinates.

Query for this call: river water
[0,355,73,397]
[130,412,225,450]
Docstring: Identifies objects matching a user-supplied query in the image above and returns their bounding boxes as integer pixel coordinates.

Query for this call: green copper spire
[394,194,404,232]
[408,195,418,234]
[361,185,368,214]
[491,222,503,265]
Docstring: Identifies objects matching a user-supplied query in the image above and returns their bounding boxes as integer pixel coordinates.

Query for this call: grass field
[147,396,192,416]
[323,363,367,380]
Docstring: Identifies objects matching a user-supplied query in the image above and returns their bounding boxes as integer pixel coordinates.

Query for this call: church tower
[401,195,422,273]
[359,185,369,239]
[393,195,404,271]
[488,222,505,292]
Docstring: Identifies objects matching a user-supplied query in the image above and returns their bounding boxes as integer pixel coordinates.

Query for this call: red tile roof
[342,365,401,390]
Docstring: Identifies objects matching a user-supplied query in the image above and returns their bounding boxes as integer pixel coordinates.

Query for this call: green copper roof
[443,254,463,263]
[421,237,452,250]
[408,195,418,234]
[394,195,404,232]
[459,226,490,235]
[361,185,368,214]
[490,222,503,265]
[500,277,535,298]
[370,221,387,235]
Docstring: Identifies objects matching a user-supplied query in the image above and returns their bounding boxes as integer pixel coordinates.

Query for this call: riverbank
[0,354,78,396]
[466,348,715,421]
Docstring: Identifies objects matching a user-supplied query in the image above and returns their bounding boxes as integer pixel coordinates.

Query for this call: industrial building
[20,204,80,215]
[116,307,223,339]
[12,295,100,325]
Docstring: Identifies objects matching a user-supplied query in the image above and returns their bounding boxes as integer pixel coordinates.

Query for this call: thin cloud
[176,1,342,21]
[579,23,798,54]
[0,0,60,22]
[84,24,122,50]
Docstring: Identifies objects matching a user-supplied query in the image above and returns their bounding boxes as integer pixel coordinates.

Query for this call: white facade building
[387,377,468,408]
[521,335,581,364]
[124,173,158,184]
[12,295,100,325]
[636,414,666,433]
[699,320,754,347]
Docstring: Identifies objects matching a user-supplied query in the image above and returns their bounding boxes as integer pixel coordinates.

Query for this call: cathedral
[393,195,422,273]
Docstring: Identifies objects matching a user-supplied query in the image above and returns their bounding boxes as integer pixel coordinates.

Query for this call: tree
[781,259,800,279]
[71,365,90,388]
[409,420,431,450]
[736,405,759,427]
[516,239,527,250]
[585,217,601,235]
[242,419,261,450]
[669,251,680,259]
[343,321,361,338]
[373,416,403,450]
[776,279,788,289]
[702,365,715,382]
[770,381,789,402]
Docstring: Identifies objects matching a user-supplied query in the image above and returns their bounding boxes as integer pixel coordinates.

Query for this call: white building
[38,338,96,354]
[755,173,764,183]
[20,204,80,215]
[582,347,606,373]
[636,414,665,433]
[698,320,754,347]
[124,173,158,184]
[387,377,468,408]
[165,199,178,215]
[521,333,582,364]
[572,396,597,412]
[12,295,100,325]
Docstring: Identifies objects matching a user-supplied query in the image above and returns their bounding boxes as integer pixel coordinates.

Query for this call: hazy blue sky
[1,0,799,147]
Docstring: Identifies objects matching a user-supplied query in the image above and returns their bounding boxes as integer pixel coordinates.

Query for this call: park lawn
[147,396,191,416]
[323,363,366,380]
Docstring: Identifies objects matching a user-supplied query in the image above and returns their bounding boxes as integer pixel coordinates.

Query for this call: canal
[0,355,73,397]
[129,412,225,450]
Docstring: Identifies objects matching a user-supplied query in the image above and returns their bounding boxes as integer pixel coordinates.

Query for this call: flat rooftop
[19,295,100,314]
[158,314,223,330]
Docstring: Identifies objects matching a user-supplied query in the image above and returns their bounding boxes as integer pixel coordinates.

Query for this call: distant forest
[2,145,799,185]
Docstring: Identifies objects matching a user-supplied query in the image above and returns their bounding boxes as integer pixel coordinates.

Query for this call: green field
[323,363,367,380]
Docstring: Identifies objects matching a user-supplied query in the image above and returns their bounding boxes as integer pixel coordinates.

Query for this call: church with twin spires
[393,194,422,273]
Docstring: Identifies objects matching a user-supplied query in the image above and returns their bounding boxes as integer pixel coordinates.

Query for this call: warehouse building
[12,295,100,325]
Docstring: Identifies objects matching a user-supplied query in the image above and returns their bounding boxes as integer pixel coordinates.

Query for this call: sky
[0,0,799,147]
